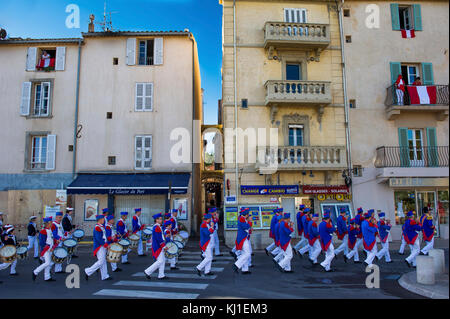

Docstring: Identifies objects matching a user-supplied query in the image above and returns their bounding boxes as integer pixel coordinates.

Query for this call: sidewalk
[399,271,449,299]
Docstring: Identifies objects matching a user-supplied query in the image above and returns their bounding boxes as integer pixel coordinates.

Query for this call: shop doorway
[417,191,439,237]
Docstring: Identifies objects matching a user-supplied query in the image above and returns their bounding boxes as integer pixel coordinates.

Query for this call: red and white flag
[401,29,415,38]
[407,85,437,104]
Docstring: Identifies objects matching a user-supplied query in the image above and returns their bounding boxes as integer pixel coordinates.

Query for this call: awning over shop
[67,173,190,195]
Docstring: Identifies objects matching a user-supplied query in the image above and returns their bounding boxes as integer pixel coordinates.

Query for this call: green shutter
[413,4,422,31]
[422,63,434,85]
[398,127,410,167]
[390,62,402,84]
[426,127,438,167]
[390,4,400,30]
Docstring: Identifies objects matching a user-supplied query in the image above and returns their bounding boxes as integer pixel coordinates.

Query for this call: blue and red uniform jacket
[355,213,365,238]
[93,224,108,257]
[296,212,305,235]
[274,216,283,246]
[404,219,421,245]
[235,215,251,250]
[116,219,129,238]
[51,222,63,241]
[319,220,336,251]
[279,221,294,251]
[336,215,348,240]
[307,220,319,246]
[199,221,214,251]
[169,217,178,235]
[132,215,145,234]
[421,216,435,242]
[361,220,378,251]
[164,228,173,244]
[269,213,280,239]
[347,225,359,249]
[377,220,391,243]
[151,224,165,260]
[38,229,56,257]
[302,214,311,239]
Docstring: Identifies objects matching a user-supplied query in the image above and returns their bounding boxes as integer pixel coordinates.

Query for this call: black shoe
[122,261,130,265]
[385,261,393,263]
[298,253,303,259]
[85,273,89,281]
[205,272,215,276]
[145,273,151,280]
[398,252,405,255]
[334,254,338,260]
[55,271,64,274]
[71,255,79,258]
[311,262,319,267]
[242,271,251,275]
[364,262,369,267]
[419,251,425,256]
[405,260,411,268]
[354,261,362,264]
[170,267,179,271]
[34,257,39,260]
[325,268,335,272]
[284,270,294,273]
[264,248,269,256]
[232,264,239,274]
[215,254,223,257]
[158,276,169,280]
[272,258,277,265]
[343,255,348,263]
[38,259,43,265]
[251,253,254,256]
[112,268,122,272]
[45,278,56,282]
[138,254,147,257]
[9,273,18,276]
[229,251,234,257]
[212,259,217,262]
[196,267,202,277]
[293,249,297,255]
[249,264,254,268]
[103,277,113,281]
[32,272,37,281]
[277,264,283,273]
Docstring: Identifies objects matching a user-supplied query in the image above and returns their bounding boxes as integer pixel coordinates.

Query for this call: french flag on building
[407,85,437,105]
[401,29,415,38]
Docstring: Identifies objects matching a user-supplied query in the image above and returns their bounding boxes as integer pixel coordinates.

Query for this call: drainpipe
[233,0,239,204]
[337,0,354,208]
[72,39,82,179]
[189,33,196,236]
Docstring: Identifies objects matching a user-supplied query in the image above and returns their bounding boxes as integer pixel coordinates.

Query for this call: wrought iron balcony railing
[375,146,449,168]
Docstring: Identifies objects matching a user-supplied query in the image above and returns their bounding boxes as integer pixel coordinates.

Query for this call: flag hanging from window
[406,85,437,104]
[401,29,415,38]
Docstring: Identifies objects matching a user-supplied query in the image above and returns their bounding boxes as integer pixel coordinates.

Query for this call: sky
[0,0,223,126]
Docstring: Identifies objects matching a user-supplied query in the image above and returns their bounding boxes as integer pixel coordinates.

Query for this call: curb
[398,271,449,299]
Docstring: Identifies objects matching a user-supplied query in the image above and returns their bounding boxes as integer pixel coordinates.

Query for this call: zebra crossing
[92,245,234,299]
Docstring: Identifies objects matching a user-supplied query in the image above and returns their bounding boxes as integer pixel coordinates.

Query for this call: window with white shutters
[135,83,153,111]
[20,82,32,116]
[284,8,307,23]
[31,136,47,170]
[135,135,152,170]
[33,82,51,116]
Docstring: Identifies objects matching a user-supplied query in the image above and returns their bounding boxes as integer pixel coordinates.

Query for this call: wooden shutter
[143,136,152,169]
[398,128,410,167]
[426,127,438,167]
[46,134,56,170]
[135,83,144,111]
[135,136,142,169]
[26,47,37,71]
[413,4,422,31]
[422,63,434,85]
[126,38,136,66]
[284,8,290,22]
[20,82,32,116]
[55,47,66,71]
[144,83,153,111]
[390,62,402,85]
[390,4,400,30]
[154,38,163,65]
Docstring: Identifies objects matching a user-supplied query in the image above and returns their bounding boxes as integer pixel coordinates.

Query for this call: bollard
[428,249,445,275]
[416,256,435,285]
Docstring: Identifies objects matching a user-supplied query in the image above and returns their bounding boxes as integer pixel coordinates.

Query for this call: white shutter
[284,8,291,22]
[144,136,152,169]
[135,83,144,110]
[45,134,56,170]
[126,38,136,66]
[135,136,142,169]
[55,47,66,71]
[154,38,163,65]
[26,47,37,71]
[20,82,32,116]
[144,83,153,110]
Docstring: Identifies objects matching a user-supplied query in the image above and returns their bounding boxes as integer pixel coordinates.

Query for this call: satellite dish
[0,28,6,40]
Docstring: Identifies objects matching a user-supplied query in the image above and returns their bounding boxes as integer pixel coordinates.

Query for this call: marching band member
[62,207,77,258]
[0,226,18,276]
[273,210,285,264]
[404,211,422,268]
[420,209,435,255]
[265,208,282,256]
[196,213,215,276]
[116,211,130,264]
[32,217,55,282]
[170,209,179,235]
[211,208,223,257]
[277,213,294,273]
[334,208,349,257]
[247,218,254,268]
[398,222,409,255]
[293,205,307,254]
[27,216,39,259]
[298,208,312,257]
[344,219,362,263]
[51,212,67,274]
[164,220,179,270]
[376,212,392,263]
[0,212,4,248]
[105,215,121,273]
[232,209,252,274]
[354,207,365,252]
[144,213,168,280]
[132,208,146,256]
[230,208,249,259]
[319,211,336,272]
[361,209,378,266]
[84,215,111,281]
[307,213,321,266]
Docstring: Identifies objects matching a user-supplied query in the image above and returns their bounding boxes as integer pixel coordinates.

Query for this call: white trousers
[27,236,39,258]
[167,257,177,268]
[271,246,282,256]
[421,237,434,255]
[294,234,308,251]
[309,241,321,263]
[278,243,293,271]
[0,259,17,274]
[364,245,378,266]
[213,230,221,255]
[376,241,391,262]
[234,239,251,272]
[137,231,144,255]
[266,242,275,252]
[406,240,421,266]
[299,241,311,255]
[121,248,130,263]
[334,234,348,255]
[248,240,253,266]
[197,242,213,274]
[85,246,109,280]
[320,243,335,271]
[33,251,53,280]
[274,249,284,262]
[399,236,408,254]
[144,252,166,278]
[346,243,360,262]
[111,262,118,271]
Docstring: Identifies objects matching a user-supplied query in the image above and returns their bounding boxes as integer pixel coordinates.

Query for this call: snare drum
[164,241,179,259]
[128,233,140,250]
[63,238,78,255]
[142,227,152,241]
[106,243,123,263]
[173,240,184,252]
[179,230,189,243]
[0,245,17,263]
[52,247,68,264]
[16,246,28,260]
[73,229,85,242]
[118,238,131,252]
[173,234,184,245]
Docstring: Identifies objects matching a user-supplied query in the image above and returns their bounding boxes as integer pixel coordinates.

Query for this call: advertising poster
[84,199,98,221]
[239,206,261,228]
[225,207,238,229]
[44,206,61,220]
[261,205,280,228]
[173,198,188,220]
[55,189,67,206]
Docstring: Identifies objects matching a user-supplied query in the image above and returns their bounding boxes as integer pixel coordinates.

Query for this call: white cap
[30,216,37,220]
[66,207,74,211]
[6,227,14,233]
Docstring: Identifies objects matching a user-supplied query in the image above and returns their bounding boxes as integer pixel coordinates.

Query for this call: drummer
[105,215,121,273]
[84,215,112,281]
[0,226,18,276]
[51,212,67,274]
[132,208,146,257]
[210,208,223,257]
[196,213,215,276]
[27,216,39,259]
[144,213,169,280]
[32,217,55,282]
[170,209,179,235]
[164,220,179,271]
[116,211,130,264]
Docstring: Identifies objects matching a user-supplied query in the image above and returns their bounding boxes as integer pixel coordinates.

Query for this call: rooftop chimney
[88,14,95,32]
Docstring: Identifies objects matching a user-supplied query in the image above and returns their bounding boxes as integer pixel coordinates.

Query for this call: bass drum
[16,246,28,260]
[128,234,140,250]
[52,247,68,264]
[63,238,78,255]
[142,227,152,241]
[0,245,17,263]
[164,241,179,259]
[73,229,85,242]
[173,240,184,252]
[118,239,131,252]
[106,243,123,263]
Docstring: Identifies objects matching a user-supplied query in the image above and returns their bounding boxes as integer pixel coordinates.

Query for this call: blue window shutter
[398,127,410,167]
[422,63,434,85]
[288,129,294,146]
[413,4,422,31]
[390,4,400,30]
[426,127,438,167]
[390,62,402,84]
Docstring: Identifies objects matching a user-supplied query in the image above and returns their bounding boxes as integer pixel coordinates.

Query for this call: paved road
[0,239,447,299]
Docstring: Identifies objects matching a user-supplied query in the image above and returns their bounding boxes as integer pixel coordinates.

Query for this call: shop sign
[240,185,299,196]
[317,194,352,201]
[389,177,449,188]
[224,195,237,204]
[303,185,350,195]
